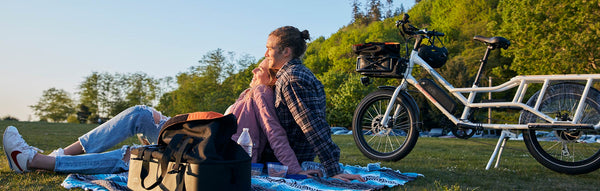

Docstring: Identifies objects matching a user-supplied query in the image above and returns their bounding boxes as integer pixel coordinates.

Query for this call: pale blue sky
[0,1,414,121]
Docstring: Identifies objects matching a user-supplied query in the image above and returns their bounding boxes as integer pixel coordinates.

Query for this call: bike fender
[377,86,396,91]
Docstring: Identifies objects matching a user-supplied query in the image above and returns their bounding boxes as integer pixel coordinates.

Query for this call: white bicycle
[351,14,600,175]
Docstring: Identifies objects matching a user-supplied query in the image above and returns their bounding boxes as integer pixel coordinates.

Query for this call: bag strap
[139,134,185,190]
[172,136,194,191]
[172,137,192,171]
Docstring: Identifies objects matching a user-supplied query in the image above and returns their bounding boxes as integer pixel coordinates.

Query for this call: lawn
[1,120,599,190]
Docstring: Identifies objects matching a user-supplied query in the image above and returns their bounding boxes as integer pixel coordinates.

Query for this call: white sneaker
[3,126,43,173]
[49,148,64,157]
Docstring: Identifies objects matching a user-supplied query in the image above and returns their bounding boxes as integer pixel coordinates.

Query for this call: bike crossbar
[528,123,595,130]
[457,122,599,130]
[450,74,600,93]
[456,122,529,130]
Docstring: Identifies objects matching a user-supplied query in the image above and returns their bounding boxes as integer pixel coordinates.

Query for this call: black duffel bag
[128,111,251,191]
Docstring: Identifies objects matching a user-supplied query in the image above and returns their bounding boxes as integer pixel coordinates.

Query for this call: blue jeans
[54,105,168,174]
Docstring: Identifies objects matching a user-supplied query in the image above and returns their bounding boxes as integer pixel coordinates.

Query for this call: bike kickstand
[485,130,516,170]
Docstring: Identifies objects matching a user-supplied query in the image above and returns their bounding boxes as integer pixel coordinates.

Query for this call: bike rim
[526,92,600,166]
[356,96,413,155]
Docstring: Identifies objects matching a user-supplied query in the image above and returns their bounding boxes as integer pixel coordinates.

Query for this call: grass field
[1,120,599,190]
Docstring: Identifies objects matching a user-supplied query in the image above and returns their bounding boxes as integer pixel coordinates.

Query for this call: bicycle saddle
[473,35,510,50]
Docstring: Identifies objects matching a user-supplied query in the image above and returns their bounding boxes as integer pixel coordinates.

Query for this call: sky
[0,1,415,121]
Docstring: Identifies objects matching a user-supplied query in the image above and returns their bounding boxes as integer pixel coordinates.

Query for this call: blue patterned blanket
[61,163,422,191]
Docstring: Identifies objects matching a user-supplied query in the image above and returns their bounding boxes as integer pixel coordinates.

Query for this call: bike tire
[352,89,419,161]
[520,83,600,174]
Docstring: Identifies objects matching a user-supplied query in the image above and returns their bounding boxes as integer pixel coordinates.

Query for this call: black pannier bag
[128,111,251,191]
[352,42,408,78]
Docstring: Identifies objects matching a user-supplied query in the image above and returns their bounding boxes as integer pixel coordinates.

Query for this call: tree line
[31,72,174,123]
[27,0,599,131]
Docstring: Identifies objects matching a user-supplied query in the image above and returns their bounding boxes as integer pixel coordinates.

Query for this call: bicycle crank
[453,124,478,139]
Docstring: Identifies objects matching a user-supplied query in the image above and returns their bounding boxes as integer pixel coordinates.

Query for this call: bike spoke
[386,133,394,152]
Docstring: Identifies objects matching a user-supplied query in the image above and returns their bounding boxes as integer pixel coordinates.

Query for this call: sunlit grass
[334,135,600,190]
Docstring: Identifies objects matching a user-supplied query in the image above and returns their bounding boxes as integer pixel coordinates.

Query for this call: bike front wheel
[352,90,419,161]
[520,83,600,174]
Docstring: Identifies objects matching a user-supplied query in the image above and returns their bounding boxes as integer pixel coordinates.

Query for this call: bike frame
[380,50,600,131]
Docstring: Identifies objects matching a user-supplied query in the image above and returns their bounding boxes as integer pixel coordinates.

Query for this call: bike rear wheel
[352,90,419,161]
[520,83,600,174]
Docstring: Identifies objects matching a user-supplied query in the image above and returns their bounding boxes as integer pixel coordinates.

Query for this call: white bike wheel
[520,83,600,174]
[352,90,419,161]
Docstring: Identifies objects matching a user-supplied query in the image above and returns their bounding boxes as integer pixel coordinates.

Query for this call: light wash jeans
[54,105,169,174]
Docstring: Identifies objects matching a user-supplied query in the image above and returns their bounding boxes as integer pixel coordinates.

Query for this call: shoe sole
[3,128,20,173]
[4,150,15,171]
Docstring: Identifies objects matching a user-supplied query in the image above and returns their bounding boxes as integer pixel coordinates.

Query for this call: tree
[30,88,75,122]
[124,72,159,106]
[352,0,367,24]
[66,114,79,124]
[497,0,600,75]
[76,104,91,124]
[78,72,100,122]
[158,49,252,116]
[220,55,257,102]
[79,71,165,119]
[78,72,120,119]
[352,0,390,25]
[323,72,376,127]
[384,0,394,18]
[99,73,126,117]
[2,116,19,121]
[368,0,382,22]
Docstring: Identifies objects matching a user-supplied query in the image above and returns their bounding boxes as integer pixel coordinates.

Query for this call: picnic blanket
[61,163,422,191]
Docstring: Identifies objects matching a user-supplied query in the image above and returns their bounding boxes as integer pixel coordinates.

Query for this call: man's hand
[332,173,366,182]
[297,169,323,178]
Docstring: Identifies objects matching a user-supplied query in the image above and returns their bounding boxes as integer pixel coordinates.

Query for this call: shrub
[2,115,19,121]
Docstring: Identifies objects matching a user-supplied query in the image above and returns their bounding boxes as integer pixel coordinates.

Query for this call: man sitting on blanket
[264,26,365,182]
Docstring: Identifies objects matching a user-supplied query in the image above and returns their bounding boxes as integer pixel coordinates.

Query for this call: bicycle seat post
[473,45,493,87]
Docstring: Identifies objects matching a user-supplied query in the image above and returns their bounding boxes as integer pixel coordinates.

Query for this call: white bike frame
[380,50,600,131]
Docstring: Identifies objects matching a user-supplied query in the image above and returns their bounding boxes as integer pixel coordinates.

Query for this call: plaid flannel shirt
[274,58,341,176]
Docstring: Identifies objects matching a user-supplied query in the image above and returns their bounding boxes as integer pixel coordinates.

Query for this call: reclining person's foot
[49,148,64,157]
[3,126,43,173]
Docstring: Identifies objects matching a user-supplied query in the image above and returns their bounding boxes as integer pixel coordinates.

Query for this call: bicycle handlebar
[415,30,445,37]
[397,13,445,37]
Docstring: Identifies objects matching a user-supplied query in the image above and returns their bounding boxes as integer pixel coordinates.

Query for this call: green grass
[334,135,600,190]
[1,120,599,190]
[0,120,137,190]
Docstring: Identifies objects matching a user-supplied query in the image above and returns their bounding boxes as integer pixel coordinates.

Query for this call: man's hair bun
[301,30,310,41]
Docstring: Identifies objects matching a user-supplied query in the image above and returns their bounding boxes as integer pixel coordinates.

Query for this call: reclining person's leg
[77,105,166,154]
[52,146,131,174]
